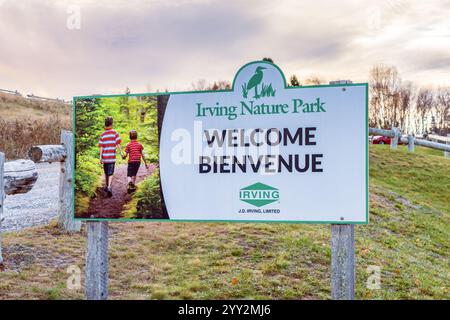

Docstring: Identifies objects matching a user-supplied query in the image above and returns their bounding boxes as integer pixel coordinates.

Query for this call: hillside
[0,92,72,159]
[0,92,71,120]
[0,145,448,299]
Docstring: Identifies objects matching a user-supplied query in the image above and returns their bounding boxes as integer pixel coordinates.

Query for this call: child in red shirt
[122,130,148,193]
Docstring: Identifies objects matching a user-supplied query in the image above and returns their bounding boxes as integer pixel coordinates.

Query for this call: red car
[371,135,391,144]
[371,135,407,145]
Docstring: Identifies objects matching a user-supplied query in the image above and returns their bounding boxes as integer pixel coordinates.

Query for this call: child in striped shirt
[122,130,148,193]
[99,116,122,196]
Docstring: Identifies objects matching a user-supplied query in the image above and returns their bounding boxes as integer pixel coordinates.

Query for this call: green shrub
[124,168,167,219]
[74,153,103,214]
[75,154,102,197]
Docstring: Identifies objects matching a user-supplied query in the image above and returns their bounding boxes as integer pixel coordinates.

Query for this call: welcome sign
[74,60,367,223]
[159,61,368,223]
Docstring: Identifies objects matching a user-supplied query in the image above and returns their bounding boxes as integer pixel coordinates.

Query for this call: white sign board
[160,61,368,223]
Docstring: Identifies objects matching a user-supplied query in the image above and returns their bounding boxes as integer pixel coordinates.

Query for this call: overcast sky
[0,0,449,100]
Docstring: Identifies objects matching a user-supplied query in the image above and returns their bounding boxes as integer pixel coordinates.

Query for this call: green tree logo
[242,67,276,99]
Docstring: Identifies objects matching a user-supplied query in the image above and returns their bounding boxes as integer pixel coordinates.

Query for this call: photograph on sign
[74,61,368,223]
[74,95,166,219]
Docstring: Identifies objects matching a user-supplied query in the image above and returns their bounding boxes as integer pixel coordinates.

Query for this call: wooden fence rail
[0,88,70,103]
[369,127,450,154]
[369,127,398,138]
[428,134,450,143]
[0,88,21,96]
[401,136,450,152]
[3,160,38,195]
[28,145,66,163]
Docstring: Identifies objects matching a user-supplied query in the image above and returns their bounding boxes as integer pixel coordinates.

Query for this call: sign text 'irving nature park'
[74,60,368,223]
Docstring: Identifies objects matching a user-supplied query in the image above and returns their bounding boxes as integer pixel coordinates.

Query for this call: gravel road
[2,162,60,232]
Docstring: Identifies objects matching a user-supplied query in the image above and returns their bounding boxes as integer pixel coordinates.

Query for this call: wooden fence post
[0,152,4,266]
[331,224,355,300]
[445,134,450,158]
[85,221,109,300]
[329,80,356,300]
[59,130,81,232]
[390,127,399,150]
[408,134,415,152]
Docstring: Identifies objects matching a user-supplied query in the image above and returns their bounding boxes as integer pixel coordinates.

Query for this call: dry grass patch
[0,92,71,159]
[0,92,71,120]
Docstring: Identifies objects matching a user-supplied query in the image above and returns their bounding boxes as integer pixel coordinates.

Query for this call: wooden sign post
[85,221,109,300]
[331,224,355,299]
[59,130,81,232]
[329,80,356,300]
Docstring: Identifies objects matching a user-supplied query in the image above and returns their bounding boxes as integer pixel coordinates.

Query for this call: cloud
[0,0,448,99]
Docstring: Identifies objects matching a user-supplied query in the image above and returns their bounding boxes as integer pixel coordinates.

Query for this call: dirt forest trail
[82,163,155,219]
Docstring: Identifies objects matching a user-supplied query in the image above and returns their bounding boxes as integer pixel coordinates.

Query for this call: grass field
[0,145,448,299]
[0,92,71,120]
[0,92,71,159]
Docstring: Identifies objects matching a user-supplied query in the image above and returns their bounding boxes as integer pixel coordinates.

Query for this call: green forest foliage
[123,168,165,219]
[75,95,159,215]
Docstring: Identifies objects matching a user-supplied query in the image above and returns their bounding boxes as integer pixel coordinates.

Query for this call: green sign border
[72,60,369,224]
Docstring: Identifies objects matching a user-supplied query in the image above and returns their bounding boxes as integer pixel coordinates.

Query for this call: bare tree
[191,79,231,91]
[395,82,414,132]
[435,87,450,134]
[191,79,207,91]
[303,76,324,85]
[209,80,231,91]
[415,88,434,134]
[369,65,402,129]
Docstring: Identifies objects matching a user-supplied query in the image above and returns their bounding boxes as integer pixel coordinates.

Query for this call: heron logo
[239,182,279,207]
[242,67,276,100]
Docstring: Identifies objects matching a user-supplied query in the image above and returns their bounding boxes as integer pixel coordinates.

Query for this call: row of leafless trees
[189,63,449,135]
[369,65,449,135]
